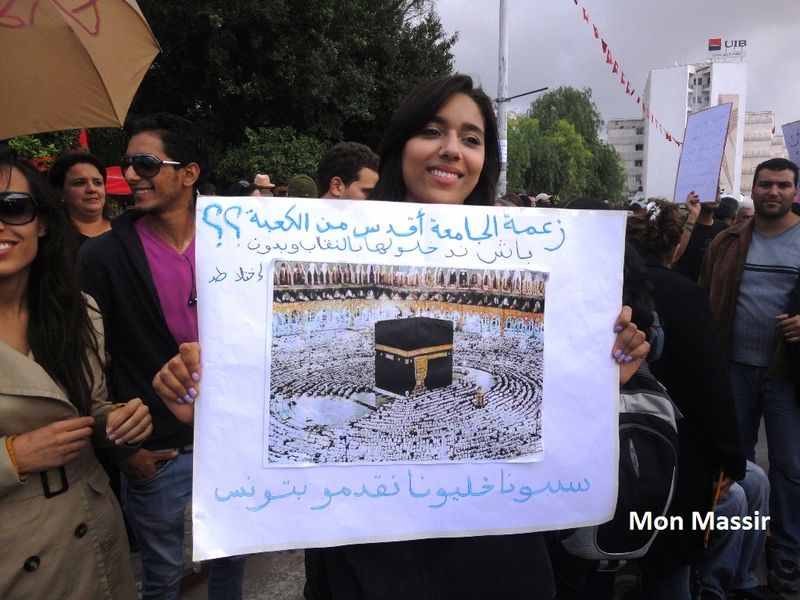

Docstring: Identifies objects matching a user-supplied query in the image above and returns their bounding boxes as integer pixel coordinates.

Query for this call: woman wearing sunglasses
[152,74,648,599]
[0,148,152,599]
[47,151,111,246]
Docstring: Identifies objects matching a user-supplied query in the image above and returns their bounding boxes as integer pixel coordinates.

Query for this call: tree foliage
[215,127,326,186]
[528,86,603,146]
[8,130,83,171]
[508,86,626,203]
[129,0,456,183]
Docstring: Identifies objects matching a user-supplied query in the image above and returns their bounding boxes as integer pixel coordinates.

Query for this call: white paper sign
[192,197,626,559]
[674,103,733,203]
[782,120,800,166]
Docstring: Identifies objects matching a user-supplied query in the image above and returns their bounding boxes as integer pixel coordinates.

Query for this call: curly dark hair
[371,74,499,206]
[625,199,684,264]
[0,148,98,415]
[317,141,379,193]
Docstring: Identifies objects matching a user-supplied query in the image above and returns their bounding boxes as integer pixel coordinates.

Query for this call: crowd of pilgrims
[268,301,544,464]
[274,261,547,297]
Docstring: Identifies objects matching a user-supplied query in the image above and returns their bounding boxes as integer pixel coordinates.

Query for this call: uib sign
[708,37,747,62]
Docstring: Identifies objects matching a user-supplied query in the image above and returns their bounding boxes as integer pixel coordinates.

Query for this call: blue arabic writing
[212,469,591,512]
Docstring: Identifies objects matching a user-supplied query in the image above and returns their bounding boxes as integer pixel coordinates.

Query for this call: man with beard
[701,157,800,594]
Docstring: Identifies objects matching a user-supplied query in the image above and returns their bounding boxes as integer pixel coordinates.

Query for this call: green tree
[537,120,592,199]
[214,126,326,186]
[131,0,456,176]
[507,114,541,193]
[589,143,627,205]
[528,86,603,145]
[8,130,83,171]
[509,86,626,203]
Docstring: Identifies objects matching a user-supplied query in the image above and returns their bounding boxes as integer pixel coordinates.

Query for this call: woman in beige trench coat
[0,149,152,599]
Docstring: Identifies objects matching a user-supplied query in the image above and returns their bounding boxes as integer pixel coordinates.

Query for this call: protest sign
[782,119,800,166]
[674,103,733,203]
[192,197,626,559]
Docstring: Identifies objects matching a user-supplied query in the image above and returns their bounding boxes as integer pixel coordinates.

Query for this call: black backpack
[560,363,681,563]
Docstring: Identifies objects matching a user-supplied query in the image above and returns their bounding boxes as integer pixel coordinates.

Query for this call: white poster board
[674,103,733,203]
[782,119,800,166]
[192,197,626,559]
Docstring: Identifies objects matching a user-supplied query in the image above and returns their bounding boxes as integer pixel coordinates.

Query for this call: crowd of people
[1,70,796,600]
[268,317,544,464]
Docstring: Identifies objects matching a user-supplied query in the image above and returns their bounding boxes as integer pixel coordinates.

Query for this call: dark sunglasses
[0,192,38,226]
[120,154,184,178]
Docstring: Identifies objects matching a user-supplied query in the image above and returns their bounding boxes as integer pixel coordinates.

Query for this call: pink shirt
[135,219,198,345]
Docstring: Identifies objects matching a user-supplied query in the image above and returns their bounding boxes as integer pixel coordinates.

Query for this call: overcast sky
[435,0,800,136]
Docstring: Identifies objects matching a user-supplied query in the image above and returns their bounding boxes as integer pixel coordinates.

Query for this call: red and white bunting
[566,0,683,145]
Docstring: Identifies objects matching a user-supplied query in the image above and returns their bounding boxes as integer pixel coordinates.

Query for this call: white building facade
[641,62,748,201]
[606,118,645,197]
[741,111,789,197]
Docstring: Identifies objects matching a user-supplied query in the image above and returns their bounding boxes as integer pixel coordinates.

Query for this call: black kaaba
[374,317,453,396]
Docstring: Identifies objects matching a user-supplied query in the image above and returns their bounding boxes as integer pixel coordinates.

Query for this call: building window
[636,127,644,135]
[635,144,643,151]
[634,160,643,167]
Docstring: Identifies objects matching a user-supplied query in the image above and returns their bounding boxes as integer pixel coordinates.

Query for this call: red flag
[573,0,578,5]
[625,81,632,94]
[620,71,626,84]
[772,126,776,134]
[612,61,618,73]
[593,25,599,38]
[636,96,641,104]
[666,132,672,141]
[629,86,636,96]
[606,49,613,64]
[582,7,589,21]
[77,129,89,150]
[601,39,608,53]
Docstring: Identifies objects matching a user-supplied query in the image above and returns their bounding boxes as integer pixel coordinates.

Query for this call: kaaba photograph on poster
[268,261,547,465]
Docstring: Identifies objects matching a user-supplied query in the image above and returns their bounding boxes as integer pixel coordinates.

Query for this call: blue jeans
[122,453,245,600]
[700,461,769,596]
[729,361,800,562]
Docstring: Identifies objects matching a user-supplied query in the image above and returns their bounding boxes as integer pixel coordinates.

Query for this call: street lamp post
[495,0,548,197]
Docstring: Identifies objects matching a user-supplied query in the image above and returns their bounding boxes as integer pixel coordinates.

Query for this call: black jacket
[79,210,193,460]
[640,252,746,565]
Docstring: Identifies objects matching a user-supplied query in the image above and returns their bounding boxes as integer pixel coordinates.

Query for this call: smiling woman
[312,75,556,600]
[370,74,499,206]
[0,148,151,599]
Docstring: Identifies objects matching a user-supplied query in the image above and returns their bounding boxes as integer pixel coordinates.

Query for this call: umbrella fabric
[0,0,160,140]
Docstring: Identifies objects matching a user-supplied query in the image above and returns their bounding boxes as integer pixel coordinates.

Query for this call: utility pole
[495,0,547,198]
[497,0,508,197]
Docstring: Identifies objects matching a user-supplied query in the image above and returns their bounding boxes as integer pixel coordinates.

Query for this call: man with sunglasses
[79,114,245,600]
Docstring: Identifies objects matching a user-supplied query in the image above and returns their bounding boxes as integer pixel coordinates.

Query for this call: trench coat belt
[1,451,94,503]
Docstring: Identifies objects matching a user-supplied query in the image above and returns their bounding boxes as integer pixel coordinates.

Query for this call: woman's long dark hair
[371,74,500,207]
[1,148,97,415]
